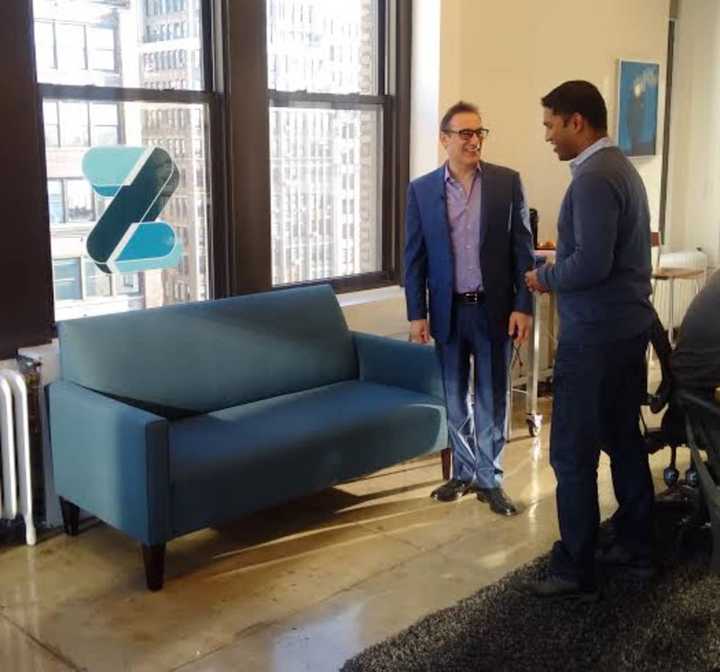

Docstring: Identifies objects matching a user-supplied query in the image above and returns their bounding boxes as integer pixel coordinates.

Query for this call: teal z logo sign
[82,146,182,274]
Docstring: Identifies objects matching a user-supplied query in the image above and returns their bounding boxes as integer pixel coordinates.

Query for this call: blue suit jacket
[404,163,534,344]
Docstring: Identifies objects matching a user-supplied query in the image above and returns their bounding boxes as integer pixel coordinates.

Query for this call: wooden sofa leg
[142,544,166,591]
[59,497,79,536]
[441,447,452,481]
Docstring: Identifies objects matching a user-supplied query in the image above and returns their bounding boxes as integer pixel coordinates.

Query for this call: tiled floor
[0,396,680,672]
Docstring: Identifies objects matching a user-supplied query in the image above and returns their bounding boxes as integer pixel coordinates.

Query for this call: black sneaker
[596,543,656,580]
[430,479,474,502]
[521,575,599,602]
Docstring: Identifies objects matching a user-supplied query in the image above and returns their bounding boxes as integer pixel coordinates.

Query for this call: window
[83,258,111,298]
[53,259,81,301]
[87,27,116,72]
[35,21,56,70]
[43,101,60,147]
[59,102,89,146]
[117,273,142,296]
[267,0,386,287]
[34,0,203,90]
[56,23,86,73]
[65,179,95,222]
[34,0,213,321]
[47,179,63,224]
[90,104,120,145]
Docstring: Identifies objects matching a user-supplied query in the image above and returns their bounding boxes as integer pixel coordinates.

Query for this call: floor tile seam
[0,609,83,671]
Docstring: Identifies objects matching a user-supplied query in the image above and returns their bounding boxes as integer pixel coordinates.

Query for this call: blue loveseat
[48,285,448,589]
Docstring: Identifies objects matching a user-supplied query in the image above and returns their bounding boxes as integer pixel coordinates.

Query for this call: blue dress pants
[436,301,510,488]
[548,330,654,587]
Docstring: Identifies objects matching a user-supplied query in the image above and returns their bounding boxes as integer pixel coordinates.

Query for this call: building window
[87,26,116,72]
[83,258,111,297]
[90,103,120,145]
[267,0,385,287]
[59,101,90,146]
[47,179,63,223]
[65,178,95,221]
[52,259,82,301]
[34,0,212,321]
[34,21,56,70]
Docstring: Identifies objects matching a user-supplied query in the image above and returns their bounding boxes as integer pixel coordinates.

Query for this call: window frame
[35,0,227,320]
[0,0,410,358]
[265,0,407,294]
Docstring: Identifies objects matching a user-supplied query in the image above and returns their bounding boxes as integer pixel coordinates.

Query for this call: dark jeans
[549,330,654,587]
[435,302,510,488]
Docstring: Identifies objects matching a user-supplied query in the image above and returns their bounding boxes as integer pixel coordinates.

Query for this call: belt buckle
[465,292,478,304]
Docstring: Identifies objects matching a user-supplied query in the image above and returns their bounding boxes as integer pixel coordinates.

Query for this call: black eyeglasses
[443,127,490,140]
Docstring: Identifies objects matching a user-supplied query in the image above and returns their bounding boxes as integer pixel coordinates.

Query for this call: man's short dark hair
[440,101,480,132]
[541,81,608,132]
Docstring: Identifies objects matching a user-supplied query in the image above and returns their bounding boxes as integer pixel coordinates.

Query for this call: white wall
[666,0,720,267]
[410,0,442,179]
[412,0,670,242]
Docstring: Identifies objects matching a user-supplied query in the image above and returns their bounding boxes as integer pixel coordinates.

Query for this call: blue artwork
[81,146,182,274]
[617,60,660,157]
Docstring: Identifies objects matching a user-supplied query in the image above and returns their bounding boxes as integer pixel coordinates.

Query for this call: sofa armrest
[352,331,444,400]
[48,380,170,545]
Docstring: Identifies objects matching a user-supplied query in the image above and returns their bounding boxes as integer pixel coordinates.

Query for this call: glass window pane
[56,23,87,72]
[83,258,111,297]
[91,103,118,126]
[117,273,141,296]
[43,101,59,147]
[47,179,64,224]
[33,0,204,90]
[59,102,89,146]
[91,103,120,145]
[65,179,94,221]
[53,259,81,301]
[269,105,381,285]
[88,27,116,71]
[45,99,211,320]
[35,21,56,70]
[266,0,378,95]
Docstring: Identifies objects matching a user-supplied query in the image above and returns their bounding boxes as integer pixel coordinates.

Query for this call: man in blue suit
[404,101,534,515]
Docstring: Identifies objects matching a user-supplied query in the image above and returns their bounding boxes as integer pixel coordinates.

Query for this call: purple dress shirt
[444,163,483,293]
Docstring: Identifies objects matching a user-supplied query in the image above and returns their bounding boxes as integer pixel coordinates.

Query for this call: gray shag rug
[342,506,720,672]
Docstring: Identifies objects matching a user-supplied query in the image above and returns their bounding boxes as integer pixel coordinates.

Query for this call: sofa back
[57,284,358,417]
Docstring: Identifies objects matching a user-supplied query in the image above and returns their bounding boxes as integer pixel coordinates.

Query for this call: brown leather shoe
[430,479,475,502]
[476,487,518,516]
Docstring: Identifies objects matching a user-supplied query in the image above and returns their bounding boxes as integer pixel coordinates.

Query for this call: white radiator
[0,368,36,545]
[653,249,708,329]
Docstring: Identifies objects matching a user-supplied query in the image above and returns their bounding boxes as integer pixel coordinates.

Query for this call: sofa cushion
[168,380,447,535]
[57,284,357,417]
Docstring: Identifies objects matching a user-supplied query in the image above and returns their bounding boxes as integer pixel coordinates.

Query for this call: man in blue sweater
[525,81,656,600]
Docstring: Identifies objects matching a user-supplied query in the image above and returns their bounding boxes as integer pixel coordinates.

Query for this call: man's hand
[409,319,430,344]
[525,268,549,294]
[508,312,532,345]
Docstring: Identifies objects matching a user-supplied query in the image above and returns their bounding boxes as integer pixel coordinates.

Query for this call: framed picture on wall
[617,59,660,157]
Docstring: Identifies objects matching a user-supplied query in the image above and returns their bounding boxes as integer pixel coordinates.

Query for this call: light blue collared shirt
[570,136,614,176]
[444,163,483,293]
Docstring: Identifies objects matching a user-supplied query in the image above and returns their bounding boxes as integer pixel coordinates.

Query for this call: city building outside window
[33,0,212,321]
[266,0,386,287]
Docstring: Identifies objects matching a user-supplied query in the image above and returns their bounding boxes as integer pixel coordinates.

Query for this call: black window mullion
[268,91,386,108]
[38,82,211,105]
[377,0,386,96]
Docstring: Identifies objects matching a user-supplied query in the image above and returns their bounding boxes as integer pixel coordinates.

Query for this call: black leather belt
[453,291,485,304]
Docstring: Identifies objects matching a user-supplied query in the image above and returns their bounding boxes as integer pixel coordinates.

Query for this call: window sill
[336,284,404,308]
